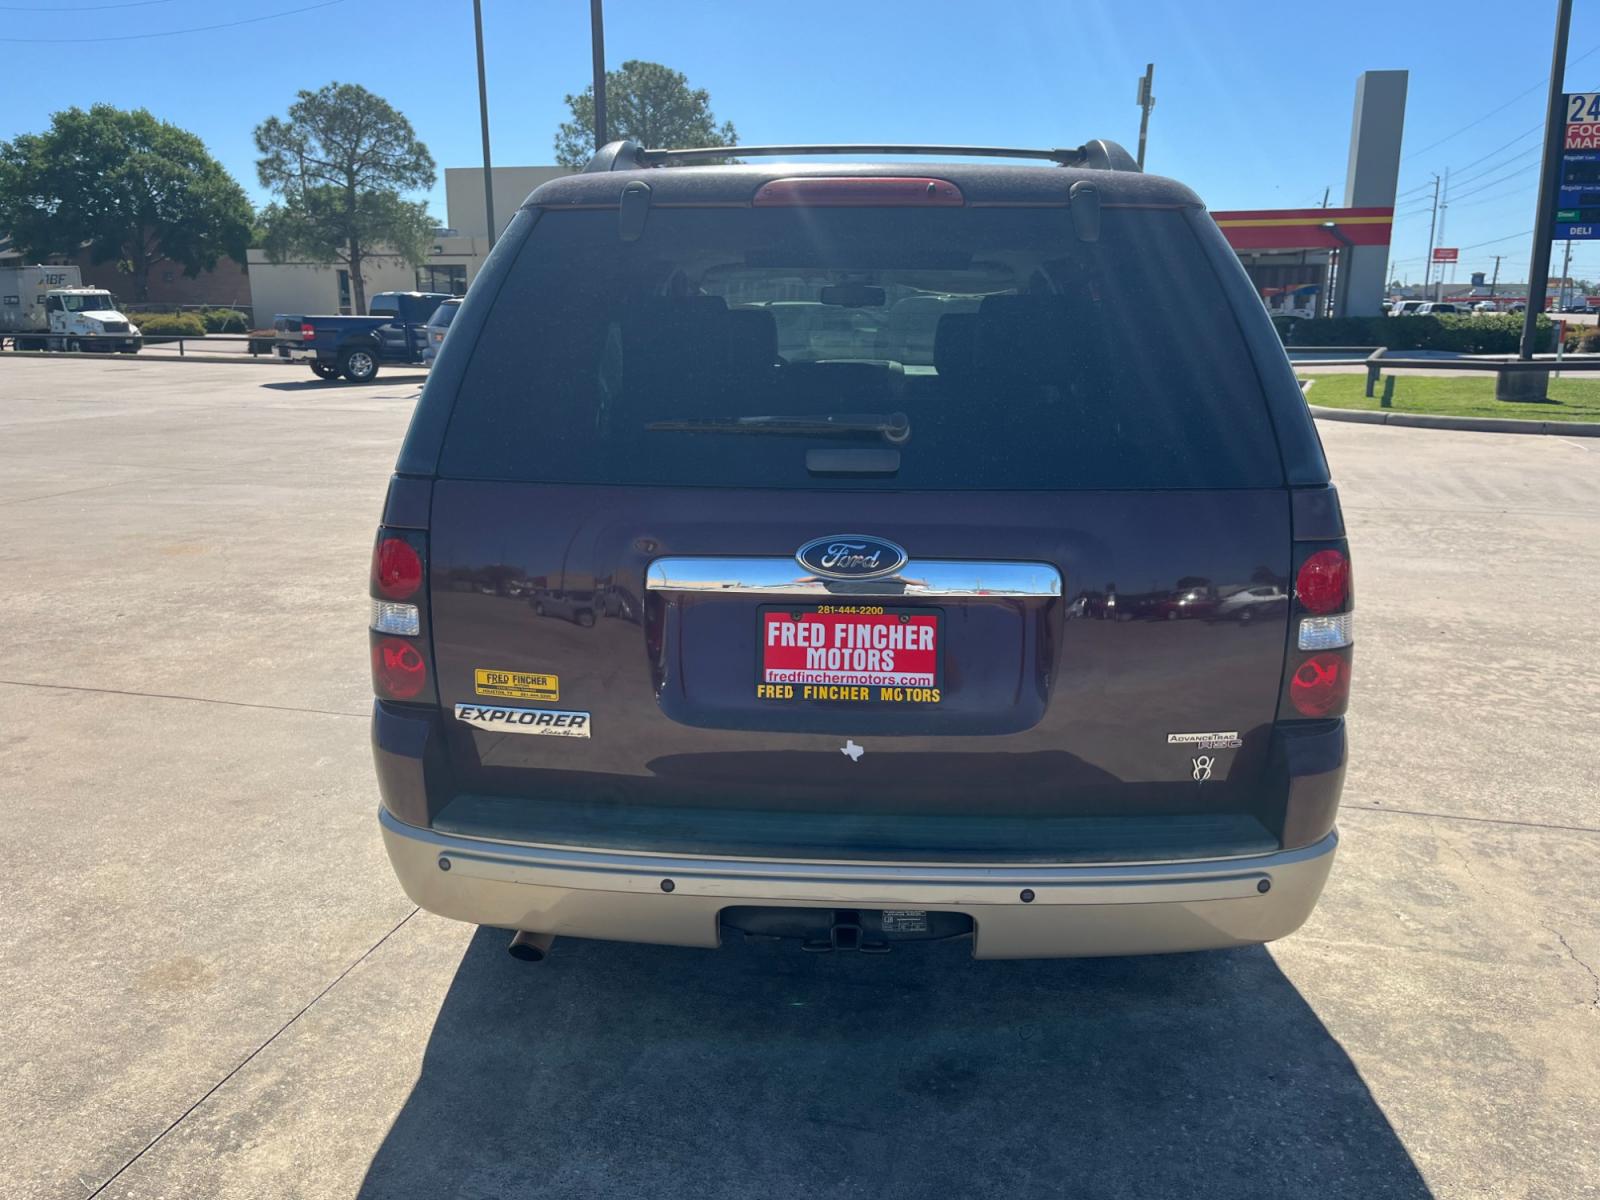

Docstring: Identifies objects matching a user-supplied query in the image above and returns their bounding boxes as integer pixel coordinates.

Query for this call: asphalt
[0,358,1596,1200]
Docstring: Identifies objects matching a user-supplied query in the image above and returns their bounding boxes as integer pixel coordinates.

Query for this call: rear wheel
[339,346,378,383]
[66,338,82,354]
[310,360,339,380]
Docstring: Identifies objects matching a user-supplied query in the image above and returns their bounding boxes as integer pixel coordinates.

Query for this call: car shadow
[258,375,427,392]
[356,929,1433,1199]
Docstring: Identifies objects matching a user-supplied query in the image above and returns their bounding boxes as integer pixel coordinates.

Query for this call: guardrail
[1361,346,1600,404]
[139,333,273,356]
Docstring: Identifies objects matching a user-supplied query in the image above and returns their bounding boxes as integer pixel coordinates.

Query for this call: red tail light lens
[374,536,423,600]
[1289,652,1351,717]
[372,637,427,700]
[752,177,965,207]
[300,323,315,340]
[1295,549,1349,614]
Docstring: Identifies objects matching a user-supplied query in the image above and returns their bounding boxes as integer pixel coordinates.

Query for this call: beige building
[245,165,571,317]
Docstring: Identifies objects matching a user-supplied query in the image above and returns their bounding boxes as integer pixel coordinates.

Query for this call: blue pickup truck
[273,291,454,382]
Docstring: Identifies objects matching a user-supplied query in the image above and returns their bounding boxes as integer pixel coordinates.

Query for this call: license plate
[757,606,942,704]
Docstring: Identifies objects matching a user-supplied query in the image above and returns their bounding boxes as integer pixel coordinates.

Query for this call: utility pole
[590,0,608,151]
[1135,63,1155,170]
[1560,237,1573,306]
[1522,0,1574,358]
[1490,254,1503,298]
[1434,167,1450,300]
[1320,186,1330,208]
[472,0,496,247]
[1423,173,1441,301]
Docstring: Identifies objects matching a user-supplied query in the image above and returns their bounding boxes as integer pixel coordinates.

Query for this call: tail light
[300,323,315,341]
[1281,501,1353,720]
[370,527,434,704]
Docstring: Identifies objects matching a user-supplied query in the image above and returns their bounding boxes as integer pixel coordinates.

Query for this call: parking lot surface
[1,357,1597,1200]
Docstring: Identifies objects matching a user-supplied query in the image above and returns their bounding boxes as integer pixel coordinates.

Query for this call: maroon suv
[368,140,1353,960]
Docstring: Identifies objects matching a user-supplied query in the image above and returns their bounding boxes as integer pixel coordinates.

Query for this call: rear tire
[310,360,339,380]
[338,346,378,383]
[66,338,82,354]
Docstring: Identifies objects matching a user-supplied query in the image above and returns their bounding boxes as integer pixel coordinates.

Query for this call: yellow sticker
[474,669,559,702]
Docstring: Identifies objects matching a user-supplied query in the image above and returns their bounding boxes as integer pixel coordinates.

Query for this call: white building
[246,166,570,316]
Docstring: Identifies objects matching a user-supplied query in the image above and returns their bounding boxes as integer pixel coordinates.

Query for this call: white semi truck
[0,266,142,353]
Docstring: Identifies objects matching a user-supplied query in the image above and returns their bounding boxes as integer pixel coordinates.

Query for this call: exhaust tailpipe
[508,930,555,962]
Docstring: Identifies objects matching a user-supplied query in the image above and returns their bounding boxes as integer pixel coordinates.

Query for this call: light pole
[473,0,496,246]
[1134,64,1155,170]
[591,0,608,150]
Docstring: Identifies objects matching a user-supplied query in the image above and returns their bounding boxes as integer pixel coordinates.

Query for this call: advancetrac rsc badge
[474,668,558,702]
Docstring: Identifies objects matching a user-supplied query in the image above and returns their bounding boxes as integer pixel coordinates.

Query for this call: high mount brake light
[1295,549,1349,615]
[751,177,965,207]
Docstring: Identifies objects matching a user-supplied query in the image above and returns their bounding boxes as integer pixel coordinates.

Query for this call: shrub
[137,312,206,337]
[1274,313,1555,354]
[199,308,249,333]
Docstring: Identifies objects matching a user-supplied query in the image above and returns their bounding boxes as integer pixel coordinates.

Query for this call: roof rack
[583,140,1141,174]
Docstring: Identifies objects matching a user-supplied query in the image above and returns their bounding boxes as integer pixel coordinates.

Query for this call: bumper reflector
[370,599,420,636]
[1297,612,1353,651]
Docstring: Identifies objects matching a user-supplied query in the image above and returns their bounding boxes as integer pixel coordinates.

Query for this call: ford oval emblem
[796,535,909,580]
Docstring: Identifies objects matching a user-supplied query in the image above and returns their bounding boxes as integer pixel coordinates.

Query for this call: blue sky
[1,0,1595,284]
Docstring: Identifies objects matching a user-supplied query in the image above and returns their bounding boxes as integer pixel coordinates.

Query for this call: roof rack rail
[582,140,1141,174]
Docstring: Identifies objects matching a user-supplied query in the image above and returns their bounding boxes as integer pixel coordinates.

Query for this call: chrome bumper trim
[645,556,1062,599]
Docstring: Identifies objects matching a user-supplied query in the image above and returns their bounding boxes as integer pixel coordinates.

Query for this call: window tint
[439,206,1283,489]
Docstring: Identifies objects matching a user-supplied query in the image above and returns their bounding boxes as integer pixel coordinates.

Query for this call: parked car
[1472,300,1498,313]
[1562,301,1590,314]
[368,139,1353,961]
[272,291,453,382]
[1388,300,1419,316]
[1214,584,1290,624]
[422,297,462,365]
[1413,301,1461,315]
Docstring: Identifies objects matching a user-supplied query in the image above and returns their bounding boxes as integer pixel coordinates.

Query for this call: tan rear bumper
[379,807,1337,959]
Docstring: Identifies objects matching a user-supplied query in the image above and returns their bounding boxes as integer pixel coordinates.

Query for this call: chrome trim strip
[646,556,1061,598]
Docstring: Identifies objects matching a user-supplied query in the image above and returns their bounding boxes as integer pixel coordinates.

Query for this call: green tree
[555,60,737,168]
[254,83,436,314]
[0,105,252,301]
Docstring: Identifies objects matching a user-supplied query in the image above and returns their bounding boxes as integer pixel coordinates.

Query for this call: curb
[1307,403,1600,437]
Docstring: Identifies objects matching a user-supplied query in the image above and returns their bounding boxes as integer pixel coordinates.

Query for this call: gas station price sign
[1557,93,1600,239]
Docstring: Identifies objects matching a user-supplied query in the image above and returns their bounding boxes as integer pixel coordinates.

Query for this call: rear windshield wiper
[646,412,910,443]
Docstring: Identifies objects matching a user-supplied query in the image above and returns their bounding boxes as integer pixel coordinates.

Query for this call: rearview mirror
[820,284,886,308]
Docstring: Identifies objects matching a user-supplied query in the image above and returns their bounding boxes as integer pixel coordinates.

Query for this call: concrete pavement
[0,358,1596,1199]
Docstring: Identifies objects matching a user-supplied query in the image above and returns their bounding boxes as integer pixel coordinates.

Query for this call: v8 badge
[1192,755,1215,782]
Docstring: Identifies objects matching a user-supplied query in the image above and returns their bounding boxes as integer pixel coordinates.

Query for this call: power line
[0,0,347,40]
[1402,40,1600,161]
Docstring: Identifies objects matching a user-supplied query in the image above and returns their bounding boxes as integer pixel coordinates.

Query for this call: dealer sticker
[475,668,558,702]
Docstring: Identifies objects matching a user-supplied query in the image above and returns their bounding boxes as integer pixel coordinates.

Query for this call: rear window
[439,205,1283,489]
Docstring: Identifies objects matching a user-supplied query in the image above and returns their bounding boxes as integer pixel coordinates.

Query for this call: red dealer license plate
[757,606,942,705]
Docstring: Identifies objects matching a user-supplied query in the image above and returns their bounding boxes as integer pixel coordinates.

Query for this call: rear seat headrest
[975,294,1073,382]
[934,313,978,381]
